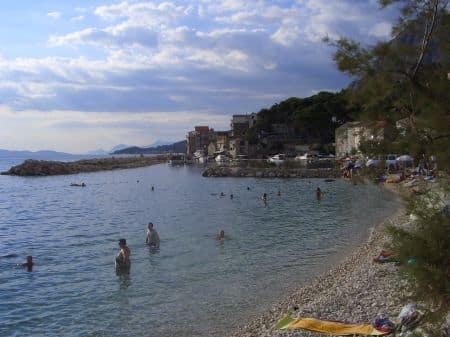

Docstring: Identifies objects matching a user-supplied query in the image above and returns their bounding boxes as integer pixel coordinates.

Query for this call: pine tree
[328,1,450,333]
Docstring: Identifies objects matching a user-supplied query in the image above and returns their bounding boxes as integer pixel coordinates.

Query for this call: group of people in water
[115,222,161,270]
[26,183,325,273]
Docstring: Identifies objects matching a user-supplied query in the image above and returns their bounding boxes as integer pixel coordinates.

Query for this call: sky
[0,0,398,153]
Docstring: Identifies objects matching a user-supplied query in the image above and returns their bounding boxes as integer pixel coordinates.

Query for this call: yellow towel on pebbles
[276,315,388,336]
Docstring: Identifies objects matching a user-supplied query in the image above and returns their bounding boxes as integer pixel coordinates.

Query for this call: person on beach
[116,239,131,269]
[316,187,322,201]
[23,255,33,272]
[146,222,160,248]
[217,230,225,242]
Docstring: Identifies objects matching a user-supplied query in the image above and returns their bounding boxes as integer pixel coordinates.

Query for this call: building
[215,131,231,153]
[231,114,257,137]
[186,126,215,156]
[228,114,257,158]
[335,121,386,159]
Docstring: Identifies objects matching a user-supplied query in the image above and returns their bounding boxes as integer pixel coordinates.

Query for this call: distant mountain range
[112,140,187,154]
[0,149,78,159]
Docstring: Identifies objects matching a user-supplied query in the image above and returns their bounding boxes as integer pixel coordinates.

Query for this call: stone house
[335,121,386,159]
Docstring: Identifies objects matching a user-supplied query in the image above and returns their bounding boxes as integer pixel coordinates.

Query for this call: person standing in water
[146,222,160,248]
[316,187,322,201]
[116,239,131,269]
[23,255,33,272]
[217,230,225,241]
[261,193,267,203]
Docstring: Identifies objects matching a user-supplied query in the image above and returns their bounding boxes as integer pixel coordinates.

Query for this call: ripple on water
[0,165,400,337]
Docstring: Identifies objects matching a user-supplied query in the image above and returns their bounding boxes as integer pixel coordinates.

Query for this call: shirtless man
[116,239,131,268]
[146,223,160,248]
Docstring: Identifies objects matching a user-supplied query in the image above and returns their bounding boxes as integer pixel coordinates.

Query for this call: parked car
[268,154,286,165]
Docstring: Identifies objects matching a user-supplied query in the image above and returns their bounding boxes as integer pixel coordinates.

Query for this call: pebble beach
[230,188,409,337]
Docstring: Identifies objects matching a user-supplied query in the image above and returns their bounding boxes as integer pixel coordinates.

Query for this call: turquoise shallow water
[0,161,399,337]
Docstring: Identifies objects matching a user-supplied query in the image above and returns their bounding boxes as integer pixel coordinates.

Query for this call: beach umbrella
[396,155,413,162]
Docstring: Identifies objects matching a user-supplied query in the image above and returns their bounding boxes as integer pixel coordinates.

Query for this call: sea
[0,154,400,337]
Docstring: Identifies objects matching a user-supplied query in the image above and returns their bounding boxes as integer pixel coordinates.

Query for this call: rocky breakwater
[203,166,338,178]
[1,157,167,176]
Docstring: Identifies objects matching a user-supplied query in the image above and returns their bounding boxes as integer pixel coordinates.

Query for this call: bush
[388,191,450,311]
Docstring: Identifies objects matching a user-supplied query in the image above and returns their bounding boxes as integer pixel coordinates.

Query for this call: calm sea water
[0,157,399,337]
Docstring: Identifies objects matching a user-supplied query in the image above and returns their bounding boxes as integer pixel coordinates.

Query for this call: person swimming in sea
[23,255,33,272]
[316,187,322,201]
[151,186,155,191]
[220,192,225,197]
[70,182,86,187]
[116,239,131,269]
[146,222,160,248]
[230,194,234,199]
[261,193,267,203]
[217,230,225,242]
[277,190,281,197]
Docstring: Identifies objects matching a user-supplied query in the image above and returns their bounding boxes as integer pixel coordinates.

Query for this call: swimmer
[230,194,234,199]
[217,230,225,241]
[247,186,250,190]
[70,183,85,187]
[116,239,131,268]
[151,186,155,191]
[220,192,225,197]
[316,187,322,200]
[146,222,160,248]
[277,190,281,197]
[23,255,33,272]
[261,193,267,202]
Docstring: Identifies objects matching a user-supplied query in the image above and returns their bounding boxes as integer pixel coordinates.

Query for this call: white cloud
[368,22,392,39]
[0,0,401,151]
[47,11,61,19]
[71,15,85,22]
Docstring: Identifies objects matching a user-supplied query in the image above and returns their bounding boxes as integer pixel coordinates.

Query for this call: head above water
[147,222,154,230]
[118,238,127,246]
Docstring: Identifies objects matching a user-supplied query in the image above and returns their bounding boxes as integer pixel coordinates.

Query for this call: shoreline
[1,156,168,176]
[229,183,407,337]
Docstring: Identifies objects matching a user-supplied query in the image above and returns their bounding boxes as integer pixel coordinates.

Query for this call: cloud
[0,105,230,152]
[368,22,392,39]
[71,15,85,22]
[0,0,401,151]
[47,11,61,19]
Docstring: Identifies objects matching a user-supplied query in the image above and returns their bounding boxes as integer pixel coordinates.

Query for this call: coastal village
[1,1,449,336]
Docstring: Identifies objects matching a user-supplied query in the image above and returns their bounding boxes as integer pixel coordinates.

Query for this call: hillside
[112,140,187,155]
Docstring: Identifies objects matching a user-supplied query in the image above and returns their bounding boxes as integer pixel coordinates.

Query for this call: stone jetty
[203,166,338,178]
[1,156,167,176]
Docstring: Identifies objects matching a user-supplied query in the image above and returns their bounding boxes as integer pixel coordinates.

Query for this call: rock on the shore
[1,157,167,176]
[202,167,338,178]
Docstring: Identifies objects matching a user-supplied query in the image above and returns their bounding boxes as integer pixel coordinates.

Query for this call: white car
[268,154,285,165]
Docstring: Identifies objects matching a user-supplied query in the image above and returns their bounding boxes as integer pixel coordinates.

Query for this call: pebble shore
[230,194,409,337]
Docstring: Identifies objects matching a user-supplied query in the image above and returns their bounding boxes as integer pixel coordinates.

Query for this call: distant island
[112,140,187,155]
